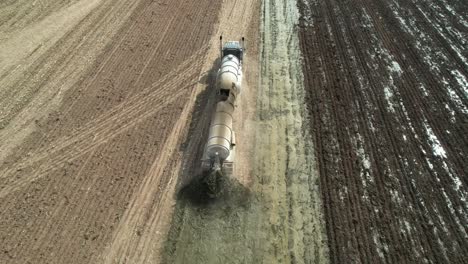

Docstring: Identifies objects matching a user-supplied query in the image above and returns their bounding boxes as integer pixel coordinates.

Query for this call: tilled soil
[0,0,221,263]
[298,0,467,263]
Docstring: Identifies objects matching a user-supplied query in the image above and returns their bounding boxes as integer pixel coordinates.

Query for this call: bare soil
[0,0,221,263]
[298,0,468,263]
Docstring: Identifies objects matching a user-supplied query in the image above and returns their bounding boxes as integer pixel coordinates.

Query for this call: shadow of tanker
[177,170,252,209]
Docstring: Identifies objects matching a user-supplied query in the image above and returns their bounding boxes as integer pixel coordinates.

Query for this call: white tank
[205,101,235,161]
[217,54,242,97]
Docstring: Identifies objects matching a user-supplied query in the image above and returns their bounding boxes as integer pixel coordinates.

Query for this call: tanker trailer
[200,37,244,194]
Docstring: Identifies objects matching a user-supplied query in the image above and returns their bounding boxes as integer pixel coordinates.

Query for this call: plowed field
[0,0,221,263]
[298,0,467,263]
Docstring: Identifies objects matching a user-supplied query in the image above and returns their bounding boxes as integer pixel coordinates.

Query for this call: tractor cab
[222,41,243,62]
[219,36,244,62]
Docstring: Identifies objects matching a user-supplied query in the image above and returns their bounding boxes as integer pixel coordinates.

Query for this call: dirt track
[298,0,467,263]
[163,0,328,263]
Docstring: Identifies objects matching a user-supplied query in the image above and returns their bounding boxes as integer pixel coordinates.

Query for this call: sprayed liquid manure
[177,171,251,207]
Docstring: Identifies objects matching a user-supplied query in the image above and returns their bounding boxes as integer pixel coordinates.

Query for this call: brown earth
[0,0,222,263]
[298,0,467,263]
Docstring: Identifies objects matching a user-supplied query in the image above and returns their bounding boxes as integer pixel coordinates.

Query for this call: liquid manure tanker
[200,36,245,196]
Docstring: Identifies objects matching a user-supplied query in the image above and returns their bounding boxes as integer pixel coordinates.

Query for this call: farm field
[0,0,466,263]
[298,0,467,263]
[0,0,222,263]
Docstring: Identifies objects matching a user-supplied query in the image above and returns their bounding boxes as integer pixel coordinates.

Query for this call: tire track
[0,53,202,198]
[1,0,170,175]
[1,48,203,174]
[0,0,142,162]
[100,62,206,263]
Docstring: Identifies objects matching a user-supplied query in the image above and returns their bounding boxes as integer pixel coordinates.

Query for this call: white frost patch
[390,61,402,75]
[390,0,468,107]
[372,230,387,260]
[354,133,372,202]
[436,236,449,261]
[439,0,468,28]
[390,189,403,206]
[434,207,450,235]
[451,69,468,96]
[394,13,411,33]
[300,0,315,27]
[384,86,396,112]
[420,120,468,216]
[339,186,348,202]
[445,104,456,123]
[403,219,412,234]
[361,8,403,113]
[414,3,468,66]
[429,207,450,261]
[442,77,468,115]
[428,161,435,170]
[453,177,462,192]
[398,98,419,142]
[421,117,468,234]
[441,161,466,202]
[419,83,429,97]
[368,118,376,132]
[442,190,468,238]
[423,122,447,158]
